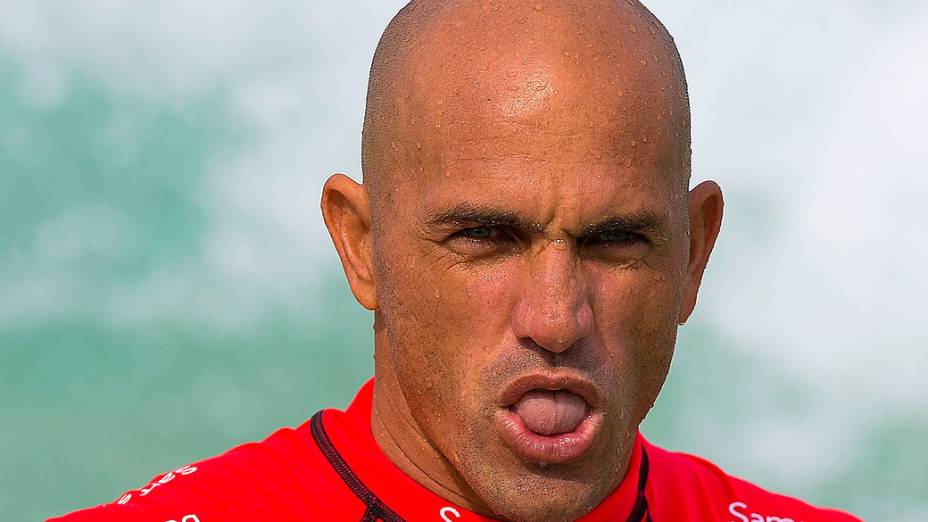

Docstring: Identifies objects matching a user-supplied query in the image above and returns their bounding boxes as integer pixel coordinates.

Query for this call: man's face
[369,71,691,521]
[349,3,706,520]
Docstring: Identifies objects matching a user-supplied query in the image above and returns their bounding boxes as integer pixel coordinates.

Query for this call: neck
[370,332,494,516]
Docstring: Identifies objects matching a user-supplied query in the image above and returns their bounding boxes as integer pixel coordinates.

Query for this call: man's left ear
[678,180,724,324]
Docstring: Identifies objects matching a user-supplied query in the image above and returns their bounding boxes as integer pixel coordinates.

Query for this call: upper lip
[496,372,602,410]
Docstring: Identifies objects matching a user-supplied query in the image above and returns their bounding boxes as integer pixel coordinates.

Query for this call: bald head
[361,0,691,204]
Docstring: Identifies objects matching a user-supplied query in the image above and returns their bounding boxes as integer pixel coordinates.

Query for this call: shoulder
[47,418,360,522]
[643,439,862,522]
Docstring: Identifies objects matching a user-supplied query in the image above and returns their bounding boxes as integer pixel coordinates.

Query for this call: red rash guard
[50,380,861,522]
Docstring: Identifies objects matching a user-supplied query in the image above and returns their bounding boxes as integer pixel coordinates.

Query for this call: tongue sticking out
[512,390,589,436]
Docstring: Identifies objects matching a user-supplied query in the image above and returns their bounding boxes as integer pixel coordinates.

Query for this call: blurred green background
[1,1,926,520]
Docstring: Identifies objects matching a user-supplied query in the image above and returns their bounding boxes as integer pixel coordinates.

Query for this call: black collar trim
[310,411,652,521]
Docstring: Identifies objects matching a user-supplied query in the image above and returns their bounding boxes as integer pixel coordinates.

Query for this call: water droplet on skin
[640,59,647,66]
[617,90,624,97]
[533,3,545,11]
[624,158,633,167]
[434,290,441,299]
[628,24,637,33]
[630,139,638,147]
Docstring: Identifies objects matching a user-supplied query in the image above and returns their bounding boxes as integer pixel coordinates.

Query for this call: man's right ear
[321,173,378,310]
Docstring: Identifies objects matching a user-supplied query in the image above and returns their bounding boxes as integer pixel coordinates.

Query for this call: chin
[463,459,609,522]
[484,488,599,522]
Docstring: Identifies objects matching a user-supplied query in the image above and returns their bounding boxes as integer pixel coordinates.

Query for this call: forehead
[398,46,681,162]
[388,10,683,173]
[387,65,682,210]
[411,156,678,232]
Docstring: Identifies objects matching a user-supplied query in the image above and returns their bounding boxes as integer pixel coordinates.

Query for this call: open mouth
[495,374,602,464]
[511,389,590,435]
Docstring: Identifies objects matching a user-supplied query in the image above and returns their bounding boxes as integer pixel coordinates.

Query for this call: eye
[446,226,517,258]
[460,226,500,240]
[583,230,643,247]
[580,230,650,265]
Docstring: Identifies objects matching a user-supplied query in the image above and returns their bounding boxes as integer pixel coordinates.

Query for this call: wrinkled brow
[423,203,666,239]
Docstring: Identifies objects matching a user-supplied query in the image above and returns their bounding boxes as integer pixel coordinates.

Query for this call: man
[52,1,861,521]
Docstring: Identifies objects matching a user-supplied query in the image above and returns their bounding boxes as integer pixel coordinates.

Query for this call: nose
[510,242,593,354]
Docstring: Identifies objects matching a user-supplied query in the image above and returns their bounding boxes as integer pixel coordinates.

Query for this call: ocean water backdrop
[1,1,926,519]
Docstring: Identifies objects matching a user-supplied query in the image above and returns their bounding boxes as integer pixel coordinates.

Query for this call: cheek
[589,261,681,332]
[589,267,680,409]
[379,255,515,431]
[390,264,510,362]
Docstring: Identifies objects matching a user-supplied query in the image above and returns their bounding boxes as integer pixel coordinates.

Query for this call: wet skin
[321,1,723,521]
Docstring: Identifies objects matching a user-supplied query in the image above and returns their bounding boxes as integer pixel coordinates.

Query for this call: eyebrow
[424,203,666,239]
[425,203,539,231]
[578,212,665,239]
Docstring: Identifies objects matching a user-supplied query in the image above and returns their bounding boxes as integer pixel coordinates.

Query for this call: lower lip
[495,408,600,464]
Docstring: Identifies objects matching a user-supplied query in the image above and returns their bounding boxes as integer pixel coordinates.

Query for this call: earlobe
[321,173,378,310]
[678,180,724,324]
